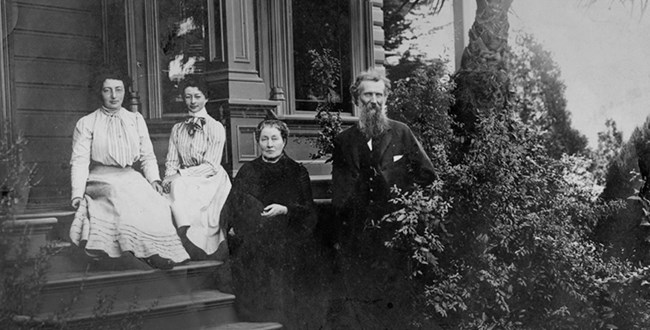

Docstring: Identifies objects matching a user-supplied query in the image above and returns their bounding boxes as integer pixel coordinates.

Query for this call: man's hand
[71,197,82,209]
[261,204,288,218]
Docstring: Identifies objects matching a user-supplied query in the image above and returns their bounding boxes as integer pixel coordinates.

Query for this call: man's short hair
[349,67,391,101]
[255,119,290,143]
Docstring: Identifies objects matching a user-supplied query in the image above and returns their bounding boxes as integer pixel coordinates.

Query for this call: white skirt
[69,165,190,263]
[167,168,231,256]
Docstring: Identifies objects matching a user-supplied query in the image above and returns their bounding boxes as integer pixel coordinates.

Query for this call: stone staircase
[3,211,283,330]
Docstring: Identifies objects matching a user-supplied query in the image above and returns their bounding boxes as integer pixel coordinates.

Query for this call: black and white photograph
[1,0,650,329]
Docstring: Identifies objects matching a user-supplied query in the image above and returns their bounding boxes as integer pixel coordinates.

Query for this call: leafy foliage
[308,48,344,160]
[386,56,455,167]
[381,108,650,328]
[508,32,588,158]
[376,10,650,326]
[0,128,37,216]
[591,119,624,185]
[0,128,49,329]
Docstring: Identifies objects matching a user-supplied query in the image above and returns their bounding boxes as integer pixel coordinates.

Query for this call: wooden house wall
[12,0,103,208]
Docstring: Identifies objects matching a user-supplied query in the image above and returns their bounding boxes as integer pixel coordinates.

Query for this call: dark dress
[221,154,325,329]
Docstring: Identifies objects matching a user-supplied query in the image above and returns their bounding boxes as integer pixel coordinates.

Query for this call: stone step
[1,217,58,258]
[310,174,332,200]
[209,322,283,330]
[39,260,223,315]
[26,289,237,330]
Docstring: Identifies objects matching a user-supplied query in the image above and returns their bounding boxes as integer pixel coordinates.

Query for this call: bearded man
[331,68,435,248]
[328,68,437,328]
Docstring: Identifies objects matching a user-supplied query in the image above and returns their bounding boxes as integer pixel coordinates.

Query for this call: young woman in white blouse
[69,68,189,269]
[162,76,231,260]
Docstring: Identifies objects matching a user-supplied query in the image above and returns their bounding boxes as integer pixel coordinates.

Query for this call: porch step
[28,289,237,330]
[209,322,283,330]
[1,217,58,258]
[8,210,283,329]
[39,260,223,314]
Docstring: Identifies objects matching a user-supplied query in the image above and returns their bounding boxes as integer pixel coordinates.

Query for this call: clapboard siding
[23,137,71,163]
[15,85,93,112]
[15,3,100,37]
[14,32,101,61]
[12,0,103,207]
[15,112,83,138]
[16,0,97,12]
[14,59,94,87]
[27,162,69,187]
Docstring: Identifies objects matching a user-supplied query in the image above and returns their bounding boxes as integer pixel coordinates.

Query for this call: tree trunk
[451,0,514,140]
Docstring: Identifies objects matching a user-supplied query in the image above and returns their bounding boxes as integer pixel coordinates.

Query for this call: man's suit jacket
[331,119,436,221]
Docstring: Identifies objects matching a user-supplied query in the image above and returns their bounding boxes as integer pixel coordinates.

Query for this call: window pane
[158,0,208,114]
[292,0,351,112]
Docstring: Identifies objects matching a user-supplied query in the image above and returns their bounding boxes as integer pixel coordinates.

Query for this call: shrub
[0,127,49,329]
[382,110,650,329]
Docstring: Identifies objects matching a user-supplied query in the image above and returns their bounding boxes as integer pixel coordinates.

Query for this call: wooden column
[206,0,267,101]
[0,0,15,134]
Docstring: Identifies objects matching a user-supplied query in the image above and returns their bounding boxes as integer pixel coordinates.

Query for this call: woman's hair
[179,75,211,99]
[255,119,290,143]
[349,67,391,101]
[92,66,132,97]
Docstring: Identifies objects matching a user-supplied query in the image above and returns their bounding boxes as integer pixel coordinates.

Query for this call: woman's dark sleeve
[286,165,317,234]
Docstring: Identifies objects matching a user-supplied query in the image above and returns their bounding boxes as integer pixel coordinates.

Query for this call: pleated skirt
[69,165,190,263]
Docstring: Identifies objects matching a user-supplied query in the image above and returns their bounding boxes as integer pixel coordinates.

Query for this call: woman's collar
[100,106,125,116]
[187,108,208,118]
[261,152,285,164]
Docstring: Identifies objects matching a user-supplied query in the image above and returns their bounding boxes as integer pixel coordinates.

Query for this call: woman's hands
[71,197,82,209]
[161,173,180,193]
[261,204,288,218]
[151,180,165,195]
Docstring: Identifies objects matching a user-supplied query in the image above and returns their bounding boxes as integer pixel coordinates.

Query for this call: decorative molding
[371,0,385,68]
[124,1,141,113]
[101,0,110,63]
[232,0,250,63]
[144,0,163,118]
[266,0,291,111]
[236,125,258,162]
[206,68,265,83]
[0,0,15,132]
[207,0,225,62]
[14,1,92,14]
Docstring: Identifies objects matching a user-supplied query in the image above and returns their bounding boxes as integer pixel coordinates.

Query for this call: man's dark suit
[331,118,436,246]
[327,118,436,328]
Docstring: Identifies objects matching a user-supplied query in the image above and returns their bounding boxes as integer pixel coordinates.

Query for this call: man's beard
[358,102,389,139]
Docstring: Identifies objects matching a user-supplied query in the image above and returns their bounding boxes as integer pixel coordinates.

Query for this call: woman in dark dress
[221,119,326,329]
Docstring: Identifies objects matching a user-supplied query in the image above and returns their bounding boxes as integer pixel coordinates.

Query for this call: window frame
[264,0,374,119]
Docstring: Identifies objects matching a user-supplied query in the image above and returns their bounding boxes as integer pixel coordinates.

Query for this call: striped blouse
[70,107,161,199]
[164,109,226,178]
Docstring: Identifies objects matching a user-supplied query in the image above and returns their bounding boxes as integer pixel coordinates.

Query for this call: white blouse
[165,108,226,178]
[70,107,161,199]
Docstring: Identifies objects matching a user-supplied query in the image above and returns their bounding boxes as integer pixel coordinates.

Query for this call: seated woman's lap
[71,166,188,261]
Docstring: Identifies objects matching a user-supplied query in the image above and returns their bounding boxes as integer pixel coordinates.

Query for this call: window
[291,0,352,113]
[157,0,208,115]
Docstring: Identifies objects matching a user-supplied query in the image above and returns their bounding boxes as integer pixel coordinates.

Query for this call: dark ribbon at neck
[184,117,206,136]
